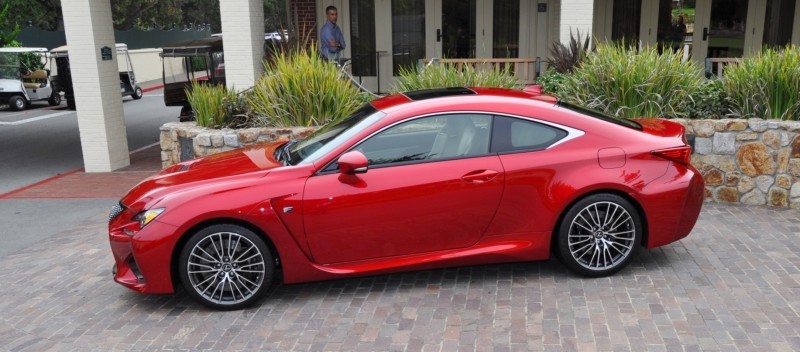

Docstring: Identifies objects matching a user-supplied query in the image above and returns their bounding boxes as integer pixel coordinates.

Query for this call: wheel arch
[169,217,282,291]
[550,189,649,254]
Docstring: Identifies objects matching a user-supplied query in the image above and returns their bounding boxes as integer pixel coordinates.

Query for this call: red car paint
[109,88,703,294]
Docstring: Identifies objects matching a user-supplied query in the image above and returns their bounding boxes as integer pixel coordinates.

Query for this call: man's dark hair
[326,5,337,14]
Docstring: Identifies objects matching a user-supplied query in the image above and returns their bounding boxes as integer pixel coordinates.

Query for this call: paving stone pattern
[1,203,799,351]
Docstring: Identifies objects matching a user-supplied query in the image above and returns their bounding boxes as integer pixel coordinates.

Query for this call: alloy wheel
[185,231,267,306]
[566,201,637,271]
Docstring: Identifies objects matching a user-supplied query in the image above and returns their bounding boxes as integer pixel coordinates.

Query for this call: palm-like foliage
[547,30,592,74]
[722,46,800,120]
[393,62,518,93]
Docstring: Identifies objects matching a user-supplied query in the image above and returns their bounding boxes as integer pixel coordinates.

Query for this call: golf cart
[50,43,143,110]
[161,37,225,121]
[0,47,61,111]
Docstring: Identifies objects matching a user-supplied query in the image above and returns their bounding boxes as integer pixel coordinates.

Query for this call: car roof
[370,87,558,112]
[0,47,48,53]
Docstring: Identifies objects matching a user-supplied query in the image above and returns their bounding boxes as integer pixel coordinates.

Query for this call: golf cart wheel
[48,93,62,106]
[132,86,143,100]
[9,95,26,111]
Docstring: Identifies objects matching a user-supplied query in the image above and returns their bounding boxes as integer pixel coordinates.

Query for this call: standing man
[319,6,346,61]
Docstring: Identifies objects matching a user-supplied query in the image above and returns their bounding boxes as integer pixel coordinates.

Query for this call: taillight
[652,146,692,164]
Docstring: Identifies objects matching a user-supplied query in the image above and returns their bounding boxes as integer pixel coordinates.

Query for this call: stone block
[211,134,224,147]
[791,183,800,209]
[777,148,791,173]
[195,133,211,147]
[703,187,713,199]
[715,187,739,203]
[738,175,755,193]
[713,132,736,154]
[702,155,737,172]
[767,121,780,129]
[704,169,724,186]
[238,129,260,144]
[781,132,794,147]
[762,130,781,150]
[224,134,239,147]
[791,136,800,158]
[755,175,774,193]
[789,159,800,177]
[736,143,776,176]
[160,133,174,151]
[736,132,759,141]
[740,189,765,205]
[694,137,712,155]
[693,120,716,137]
[726,172,740,187]
[715,119,747,131]
[161,151,170,161]
[768,187,788,207]
[748,119,768,132]
[776,174,792,189]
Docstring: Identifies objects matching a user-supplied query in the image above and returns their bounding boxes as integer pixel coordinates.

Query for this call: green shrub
[558,42,704,119]
[186,82,245,128]
[686,78,729,119]
[722,46,800,120]
[248,45,368,127]
[537,69,570,96]
[393,62,518,93]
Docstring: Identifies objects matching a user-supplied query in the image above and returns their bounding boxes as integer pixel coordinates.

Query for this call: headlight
[132,208,166,229]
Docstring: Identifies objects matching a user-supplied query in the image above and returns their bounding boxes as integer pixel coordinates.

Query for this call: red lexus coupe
[109,87,704,310]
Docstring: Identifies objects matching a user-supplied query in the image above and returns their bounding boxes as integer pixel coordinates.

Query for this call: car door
[303,113,504,264]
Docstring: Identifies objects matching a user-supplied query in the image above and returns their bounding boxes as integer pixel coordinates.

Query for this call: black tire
[556,194,642,277]
[132,86,143,100]
[178,224,275,310]
[48,92,62,106]
[9,95,26,111]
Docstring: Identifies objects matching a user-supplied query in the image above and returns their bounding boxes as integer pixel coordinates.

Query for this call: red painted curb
[0,168,84,199]
[141,84,164,93]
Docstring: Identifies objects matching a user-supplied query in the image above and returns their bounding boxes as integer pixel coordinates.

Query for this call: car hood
[121,141,287,208]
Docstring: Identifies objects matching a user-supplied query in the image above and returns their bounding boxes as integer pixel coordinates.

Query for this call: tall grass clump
[186,82,244,128]
[559,42,704,119]
[722,46,800,120]
[248,45,368,127]
[393,62,518,93]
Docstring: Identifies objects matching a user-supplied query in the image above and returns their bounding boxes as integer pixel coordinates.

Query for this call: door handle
[461,170,500,183]
[437,29,442,42]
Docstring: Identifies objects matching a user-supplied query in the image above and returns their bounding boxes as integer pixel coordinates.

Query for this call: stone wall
[673,118,800,209]
[159,122,316,168]
[160,119,800,209]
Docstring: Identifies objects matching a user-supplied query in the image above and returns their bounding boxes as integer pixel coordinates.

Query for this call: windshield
[557,101,642,130]
[286,104,385,165]
[0,53,20,79]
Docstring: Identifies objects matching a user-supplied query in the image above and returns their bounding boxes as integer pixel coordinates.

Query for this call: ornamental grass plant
[558,42,704,119]
[393,62,518,93]
[186,82,245,128]
[247,45,369,127]
[722,46,800,120]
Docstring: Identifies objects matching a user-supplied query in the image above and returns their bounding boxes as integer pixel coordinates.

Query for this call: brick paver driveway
[1,203,798,351]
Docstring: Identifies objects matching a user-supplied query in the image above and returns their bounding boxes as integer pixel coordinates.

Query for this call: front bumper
[109,208,181,294]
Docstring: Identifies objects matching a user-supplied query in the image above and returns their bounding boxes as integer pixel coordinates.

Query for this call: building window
[349,0,377,76]
[612,0,642,45]
[493,0,520,58]
[391,0,426,75]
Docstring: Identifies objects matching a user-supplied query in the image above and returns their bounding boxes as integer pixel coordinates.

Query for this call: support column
[559,0,595,44]
[220,0,265,91]
[61,0,129,172]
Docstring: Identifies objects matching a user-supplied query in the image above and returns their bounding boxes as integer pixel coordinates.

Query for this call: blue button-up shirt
[320,21,346,60]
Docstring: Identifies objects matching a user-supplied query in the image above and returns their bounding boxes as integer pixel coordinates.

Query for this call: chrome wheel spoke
[186,231,266,306]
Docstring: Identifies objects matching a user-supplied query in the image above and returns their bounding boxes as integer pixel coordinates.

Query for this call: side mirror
[337,151,369,175]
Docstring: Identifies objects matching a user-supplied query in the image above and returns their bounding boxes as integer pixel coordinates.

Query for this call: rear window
[557,102,642,130]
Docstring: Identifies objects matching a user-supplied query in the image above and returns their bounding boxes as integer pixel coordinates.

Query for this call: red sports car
[109,87,704,310]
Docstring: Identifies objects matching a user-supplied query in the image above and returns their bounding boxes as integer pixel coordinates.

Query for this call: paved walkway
[0,200,798,351]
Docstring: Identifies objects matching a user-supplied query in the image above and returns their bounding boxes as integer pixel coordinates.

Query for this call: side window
[354,114,492,166]
[491,116,567,153]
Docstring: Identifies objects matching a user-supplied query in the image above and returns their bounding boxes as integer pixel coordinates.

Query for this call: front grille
[108,203,124,222]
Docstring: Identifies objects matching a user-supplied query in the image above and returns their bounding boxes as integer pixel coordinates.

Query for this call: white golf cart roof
[50,43,128,56]
[0,47,48,53]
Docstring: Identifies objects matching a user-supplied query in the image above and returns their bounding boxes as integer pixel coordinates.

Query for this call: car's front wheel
[179,224,275,310]
[557,194,642,277]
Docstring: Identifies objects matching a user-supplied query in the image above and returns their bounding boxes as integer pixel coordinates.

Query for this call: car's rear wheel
[9,95,26,111]
[557,194,642,277]
[179,224,274,310]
